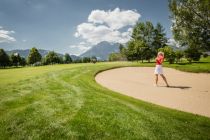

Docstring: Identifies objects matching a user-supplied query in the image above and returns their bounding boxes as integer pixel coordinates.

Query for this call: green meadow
[0,58,210,139]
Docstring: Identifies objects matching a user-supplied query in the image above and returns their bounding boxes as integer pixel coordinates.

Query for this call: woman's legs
[160,74,169,87]
[155,74,158,86]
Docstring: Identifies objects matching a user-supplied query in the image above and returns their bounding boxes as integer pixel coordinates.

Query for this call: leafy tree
[74,59,82,63]
[169,0,210,51]
[143,47,154,62]
[10,53,21,66]
[20,57,27,66]
[27,47,42,64]
[119,44,124,54]
[63,53,72,64]
[82,57,91,63]
[134,40,148,62]
[184,47,202,63]
[152,23,167,52]
[127,21,168,62]
[175,50,184,63]
[126,40,137,61]
[0,48,10,67]
[109,53,126,61]
[45,51,60,64]
[158,46,176,64]
[132,21,154,46]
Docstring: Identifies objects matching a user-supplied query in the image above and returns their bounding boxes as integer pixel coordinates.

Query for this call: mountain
[70,55,80,61]
[6,49,64,58]
[80,41,120,60]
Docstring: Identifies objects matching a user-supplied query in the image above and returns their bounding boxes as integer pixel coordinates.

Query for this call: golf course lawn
[0,60,210,139]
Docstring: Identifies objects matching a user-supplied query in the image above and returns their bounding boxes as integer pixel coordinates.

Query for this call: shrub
[175,50,184,63]
[184,47,202,63]
[203,53,208,58]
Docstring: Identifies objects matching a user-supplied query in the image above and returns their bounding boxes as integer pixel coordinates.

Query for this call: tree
[143,47,154,62]
[175,50,184,63]
[20,57,27,66]
[45,51,60,64]
[158,46,176,64]
[169,0,210,51]
[109,53,126,61]
[184,47,202,63]
[119,44,124,54]
[82,57,91,63]
[152,23,167,52]
[126,40,137,61]
[10,53,21,66]
[132,21,154,46]
[134,40,148,62]
[27,47,42,64]
[63,53,72,64]
[0,48,10,68]
[74,59,82,63]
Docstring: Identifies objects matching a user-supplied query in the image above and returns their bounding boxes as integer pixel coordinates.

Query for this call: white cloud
[167,38,180,47]
[88,8,140,30]
[0,27,16,43]
[74,8,139,45]
[75,23,132,45]
[72,8,140,55]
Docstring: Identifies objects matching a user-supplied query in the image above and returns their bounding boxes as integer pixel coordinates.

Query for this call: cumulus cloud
[72,8,140,55]
[74,23,133,45]
[88,8,140,30]
[167,38,180,47]
[0,27,16,43]
[74,8,139,45]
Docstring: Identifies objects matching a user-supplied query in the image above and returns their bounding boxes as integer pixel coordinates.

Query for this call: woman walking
[154,52,169,87]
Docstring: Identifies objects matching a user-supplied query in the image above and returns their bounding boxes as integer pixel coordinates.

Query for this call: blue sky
[0,0,173,55]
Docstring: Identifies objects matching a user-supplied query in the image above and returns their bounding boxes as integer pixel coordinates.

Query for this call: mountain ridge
[80,41,120,60]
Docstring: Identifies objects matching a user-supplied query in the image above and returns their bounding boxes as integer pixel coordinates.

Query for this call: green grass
[0,60,210,139]
[164,57,210,73]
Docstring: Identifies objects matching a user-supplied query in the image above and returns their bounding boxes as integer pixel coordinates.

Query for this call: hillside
[80,41,120,60]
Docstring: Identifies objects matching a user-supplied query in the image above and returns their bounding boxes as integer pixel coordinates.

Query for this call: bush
[203,53,208,58]
[91,56,97,64]
[184,47,202,63]
[33,62,42,66]
[175,50,184,63]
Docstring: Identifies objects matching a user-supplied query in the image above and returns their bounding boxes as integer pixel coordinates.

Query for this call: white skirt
[154,65,163,74]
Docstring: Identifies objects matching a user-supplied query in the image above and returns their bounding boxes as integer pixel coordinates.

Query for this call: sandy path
[95,67,210,118]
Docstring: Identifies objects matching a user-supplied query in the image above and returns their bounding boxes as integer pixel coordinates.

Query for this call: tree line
[0,47,97,68]
[109,0,209,63]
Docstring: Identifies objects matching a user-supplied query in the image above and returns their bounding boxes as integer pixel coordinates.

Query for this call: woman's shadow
[159,85,191,89]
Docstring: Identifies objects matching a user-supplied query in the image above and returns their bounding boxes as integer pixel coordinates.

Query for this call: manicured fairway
[0,61,210,139]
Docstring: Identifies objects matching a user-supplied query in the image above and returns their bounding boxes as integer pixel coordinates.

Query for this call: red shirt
[156,56,164,65]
